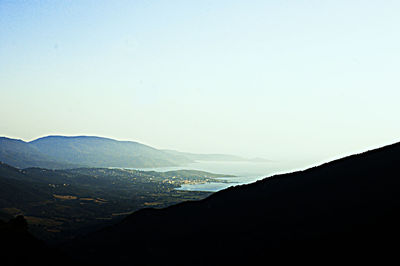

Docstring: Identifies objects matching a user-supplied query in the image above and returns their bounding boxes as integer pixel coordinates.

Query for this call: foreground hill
[1,216,70,266]
[66,141,400,265]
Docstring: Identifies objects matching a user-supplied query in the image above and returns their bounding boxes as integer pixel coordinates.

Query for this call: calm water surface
[130,159,313,192]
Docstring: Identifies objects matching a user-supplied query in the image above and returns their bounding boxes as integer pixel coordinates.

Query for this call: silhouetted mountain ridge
[65,141,400,265]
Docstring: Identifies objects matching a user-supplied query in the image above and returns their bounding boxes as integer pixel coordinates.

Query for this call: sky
[1,0,399,162]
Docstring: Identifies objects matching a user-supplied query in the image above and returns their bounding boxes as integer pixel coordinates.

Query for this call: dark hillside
[1,216,70,266]
[67,142,400,265]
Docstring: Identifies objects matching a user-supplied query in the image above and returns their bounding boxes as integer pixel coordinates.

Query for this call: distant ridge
[0,135,259,169]
[0,137,79,169]
[0,136,191,169]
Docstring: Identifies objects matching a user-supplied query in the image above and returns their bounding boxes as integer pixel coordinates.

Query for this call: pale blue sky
[1,0,399,161]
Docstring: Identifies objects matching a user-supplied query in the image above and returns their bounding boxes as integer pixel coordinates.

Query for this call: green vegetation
[0,162,233,242]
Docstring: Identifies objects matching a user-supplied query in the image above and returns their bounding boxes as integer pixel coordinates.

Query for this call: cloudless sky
[1,0,399,161]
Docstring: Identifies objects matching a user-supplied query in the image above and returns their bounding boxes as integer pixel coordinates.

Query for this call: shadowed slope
[1,216,70,266]
[67,141,400,265]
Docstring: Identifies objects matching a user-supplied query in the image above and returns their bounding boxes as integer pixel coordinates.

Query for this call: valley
[0,162,233,242]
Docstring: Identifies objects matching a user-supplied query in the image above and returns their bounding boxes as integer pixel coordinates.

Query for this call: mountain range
[0,135,257,169]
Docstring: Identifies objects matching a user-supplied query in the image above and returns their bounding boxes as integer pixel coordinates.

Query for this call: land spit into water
[0,165,233,243]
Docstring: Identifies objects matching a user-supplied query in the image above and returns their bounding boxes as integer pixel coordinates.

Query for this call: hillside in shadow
[1,216,70,266]
[64,141,400,265]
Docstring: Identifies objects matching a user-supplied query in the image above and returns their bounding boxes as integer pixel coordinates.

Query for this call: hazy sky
[1,0,399,161]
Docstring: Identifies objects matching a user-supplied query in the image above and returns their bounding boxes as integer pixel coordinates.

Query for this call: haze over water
[131,159,312,191]
[1,1,399,163]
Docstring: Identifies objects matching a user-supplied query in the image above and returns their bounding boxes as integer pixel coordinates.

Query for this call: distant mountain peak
[1,135,191,169]
[1,135,269,170]
[30,135,116,142]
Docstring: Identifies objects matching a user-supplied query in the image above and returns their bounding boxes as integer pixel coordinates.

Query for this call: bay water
[130,159,313,192]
